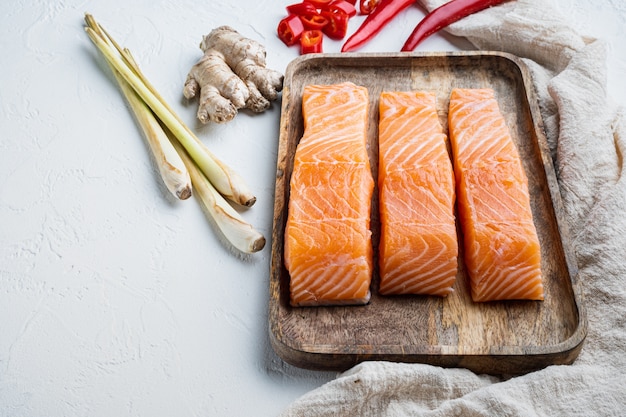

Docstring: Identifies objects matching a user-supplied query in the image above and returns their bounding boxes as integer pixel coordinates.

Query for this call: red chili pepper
[401,0,511,51]
[308,0,333,8]
[359,0,381,14]
[300,13,329,30]
[300,30,324,54]
[321,10,350,39]
[344,0,357,5]
[277,14,305,46]
[329,0,357,17]
[286,1,319,16]
[342,0,415,52]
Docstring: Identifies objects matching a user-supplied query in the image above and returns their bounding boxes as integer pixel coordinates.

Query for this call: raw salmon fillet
[284,83,374,306]
[448,88,544,302]
[378,91,458,296]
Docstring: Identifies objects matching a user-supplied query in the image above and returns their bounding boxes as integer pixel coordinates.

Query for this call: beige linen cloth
[281,0,626,415]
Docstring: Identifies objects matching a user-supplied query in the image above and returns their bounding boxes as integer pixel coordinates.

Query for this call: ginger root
[183,26,284,124]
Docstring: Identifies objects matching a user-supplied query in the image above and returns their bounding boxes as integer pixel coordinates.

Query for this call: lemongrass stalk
[84,14,191,200]
[171,137,266,253]
[114,70,192,200]
[84,15,256,207]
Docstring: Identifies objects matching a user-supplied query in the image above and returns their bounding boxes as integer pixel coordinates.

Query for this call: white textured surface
[0,1,624,416]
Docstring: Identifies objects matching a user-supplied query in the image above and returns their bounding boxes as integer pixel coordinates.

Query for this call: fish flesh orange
[448,88,544,302]
[284,83,374,306]
[378,91,458,296]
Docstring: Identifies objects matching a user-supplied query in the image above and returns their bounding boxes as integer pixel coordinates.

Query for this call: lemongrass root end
[243,196,256,207]
[177,186,192,200]
[250,235,266,253]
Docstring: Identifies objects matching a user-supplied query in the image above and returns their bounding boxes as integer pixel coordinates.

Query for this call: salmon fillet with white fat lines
[284,82,374,307]
[448,88,544,302]
[378,91,458,296]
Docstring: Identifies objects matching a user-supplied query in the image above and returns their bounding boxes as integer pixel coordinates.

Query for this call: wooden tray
[268,52,586,375]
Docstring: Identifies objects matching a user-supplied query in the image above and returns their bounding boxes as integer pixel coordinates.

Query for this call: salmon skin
[378,91,458,296]
[448,88,544,302]
[284,83,374,307]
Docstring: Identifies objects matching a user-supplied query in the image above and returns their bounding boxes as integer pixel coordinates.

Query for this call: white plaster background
[0,1,624,416]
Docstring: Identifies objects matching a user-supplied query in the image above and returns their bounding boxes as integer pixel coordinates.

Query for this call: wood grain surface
[269,52,586,375]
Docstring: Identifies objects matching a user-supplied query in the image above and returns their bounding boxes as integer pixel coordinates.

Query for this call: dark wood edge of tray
[269,321,586,376]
